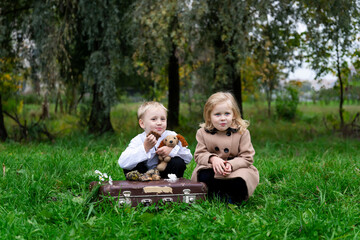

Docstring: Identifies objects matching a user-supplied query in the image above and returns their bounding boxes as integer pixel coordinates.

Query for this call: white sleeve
[168,142,193,164]
[118,135,154,170]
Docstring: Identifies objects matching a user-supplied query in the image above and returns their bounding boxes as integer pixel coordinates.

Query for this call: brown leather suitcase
[90,178,207,207]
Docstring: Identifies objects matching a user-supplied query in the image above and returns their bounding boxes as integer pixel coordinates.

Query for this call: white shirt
[118,130,193,170]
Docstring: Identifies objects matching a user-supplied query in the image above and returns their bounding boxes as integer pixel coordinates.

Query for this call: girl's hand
[156,146,172,158]
[144,134,157,152]
[209,156,226,175]
[223,161,232,176]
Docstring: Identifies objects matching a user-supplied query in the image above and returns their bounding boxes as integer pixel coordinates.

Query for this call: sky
[287,66,337,90]
[285,22,339,91]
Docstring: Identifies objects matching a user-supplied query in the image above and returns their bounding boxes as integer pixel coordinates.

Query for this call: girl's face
[139,107,167,135]
[210,101,234,131]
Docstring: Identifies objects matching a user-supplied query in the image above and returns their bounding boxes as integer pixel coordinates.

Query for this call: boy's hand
[144,134,157,152]
[209,156,227,175]
[156,146,172,158]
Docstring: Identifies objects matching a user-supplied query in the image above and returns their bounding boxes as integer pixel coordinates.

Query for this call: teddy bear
[147,131,161,140]
[156,134,188,171]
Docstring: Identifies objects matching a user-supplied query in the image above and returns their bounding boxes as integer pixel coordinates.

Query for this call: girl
[191,92,259,203]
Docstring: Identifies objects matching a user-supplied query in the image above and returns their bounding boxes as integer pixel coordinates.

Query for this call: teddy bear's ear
[158,140,165,148]
[176,134,188,147]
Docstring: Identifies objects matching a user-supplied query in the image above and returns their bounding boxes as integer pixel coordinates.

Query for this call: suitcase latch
[162,197,173,203]
[118,191,131,206]
[141,199,152,206]
[183,189,196,204]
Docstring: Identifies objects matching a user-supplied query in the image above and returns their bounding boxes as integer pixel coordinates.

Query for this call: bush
[21,94,42,105]
[276,86,299,120]
[78,103,91,128]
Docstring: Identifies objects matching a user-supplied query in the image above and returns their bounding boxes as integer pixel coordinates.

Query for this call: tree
[29,0,90,117]
[254,6,300,117]
[29,0,91,122]
[195,0,260,117]
[56,1,88,115]
[256,56,286,117]
[0,59,24,141]
[0,0,31,141]
[78,0,133,134]
[298,0,360,128]
[1,0,135,137]
[130,0,193,128]
[26,0,133,135]
[190,0,298,118]
[0,93,6,141]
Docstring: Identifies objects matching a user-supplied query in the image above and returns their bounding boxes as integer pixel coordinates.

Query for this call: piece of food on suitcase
[90,178,207,207]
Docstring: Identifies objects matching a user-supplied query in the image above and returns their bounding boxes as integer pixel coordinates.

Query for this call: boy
[118,101,192,178]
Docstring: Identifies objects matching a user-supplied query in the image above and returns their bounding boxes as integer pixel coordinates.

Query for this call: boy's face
[139,107,167,135]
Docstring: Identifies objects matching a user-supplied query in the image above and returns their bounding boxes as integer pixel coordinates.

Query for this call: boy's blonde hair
[137,101,167,120]
[200,92,249,133]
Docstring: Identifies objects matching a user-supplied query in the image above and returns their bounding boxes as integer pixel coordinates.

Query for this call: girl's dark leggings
[198,168,248,203]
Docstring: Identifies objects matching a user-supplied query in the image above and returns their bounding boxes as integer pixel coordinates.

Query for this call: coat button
[215,147,219,151]
[224,148,229,153]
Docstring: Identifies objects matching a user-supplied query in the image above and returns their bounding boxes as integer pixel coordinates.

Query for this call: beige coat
[191,127,259,197]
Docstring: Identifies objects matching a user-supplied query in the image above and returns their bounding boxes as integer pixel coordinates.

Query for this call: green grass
[1,102,360,239]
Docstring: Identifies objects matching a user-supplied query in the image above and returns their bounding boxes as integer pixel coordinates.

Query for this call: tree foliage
[129,0,195,127]
[190,0,264,117]
[0,0,31,141]
[1,0,360,140]
[298,0,360,128]
[186,0,301,118]
[253,1,300,117]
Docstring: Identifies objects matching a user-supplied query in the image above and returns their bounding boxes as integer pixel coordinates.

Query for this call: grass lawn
[1,102,359,239]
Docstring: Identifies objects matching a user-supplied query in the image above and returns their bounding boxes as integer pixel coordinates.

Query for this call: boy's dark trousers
[123,156,186,179]
[197,168,248,203]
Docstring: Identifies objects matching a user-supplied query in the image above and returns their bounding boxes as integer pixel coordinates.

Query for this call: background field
[1,102,360,239]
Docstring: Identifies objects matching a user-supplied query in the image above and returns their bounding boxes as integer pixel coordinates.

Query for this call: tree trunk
[55,91,59,113]
[267,91,271,117]
[55,90,64,114]
[0,94,8,141]
[228,57,244,118]
[213,38,222,87]
[338,71,344,128]
[232,70,244,118]
[167,43,180,129]
[41,95,50,120]
[336,47,344,128]
[266,81,273,117]
[68,85,77,115]
[59,93,64,114]
[214,34,244,118]
[88,83,113,134]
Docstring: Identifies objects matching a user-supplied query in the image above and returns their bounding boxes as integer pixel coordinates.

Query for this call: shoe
[227,197,235,204]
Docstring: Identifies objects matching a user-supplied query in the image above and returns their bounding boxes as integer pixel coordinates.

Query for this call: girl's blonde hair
[137,101,167,120]
[200,92,249,133]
